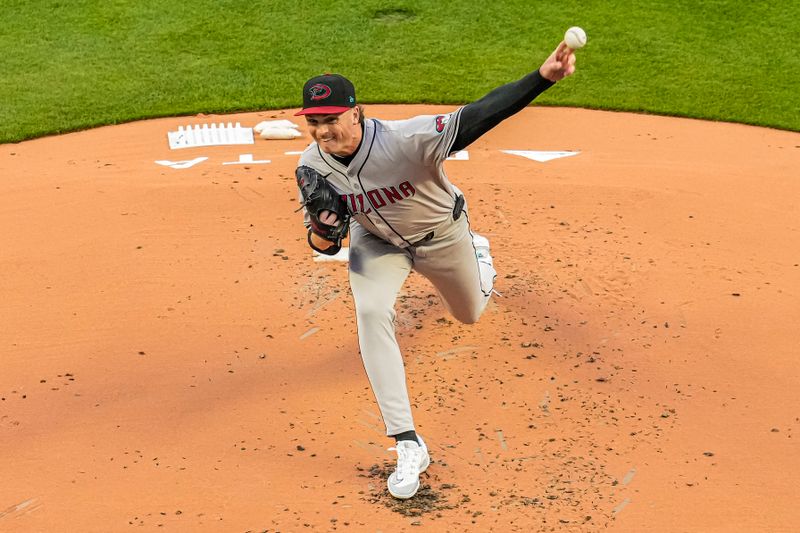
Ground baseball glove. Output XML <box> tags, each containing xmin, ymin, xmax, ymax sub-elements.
<box><xmin>296</xmin><ymin>165</ymin><xmax>350</xmax><ymax>255</ymax></box>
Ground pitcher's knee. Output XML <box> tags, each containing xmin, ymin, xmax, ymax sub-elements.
<box><xmin>356</xmin><ymin>301</ymin><xmax>396</xmax><ymax>326</ymax></box>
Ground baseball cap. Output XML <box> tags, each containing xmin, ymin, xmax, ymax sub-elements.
<box><xmin>295</xmin><ymin>73</ymin><xmax>356</xmax><ymax>116</ymax></box>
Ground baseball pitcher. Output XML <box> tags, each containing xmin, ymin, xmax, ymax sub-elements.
<box><xmin>295</xmin><ymin>40</ymin><xmax>577</xmax><ymax>499</ymax></box>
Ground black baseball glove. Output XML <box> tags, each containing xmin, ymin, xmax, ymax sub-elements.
<box><xmin>296</xmin><ymin>165</ymin><xmax>350</xmax><ymax>255</ymax></box>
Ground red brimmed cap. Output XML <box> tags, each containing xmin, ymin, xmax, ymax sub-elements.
<box><xmin>295</xmin><ymin>73</ymin><xmax>356</xmax><ymax>116</ymax></box>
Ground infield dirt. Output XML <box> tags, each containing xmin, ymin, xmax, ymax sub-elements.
<box><xmin>1</xmin><ymin>106</ymin><xmax>798</xmax><ymax>532</ymax></box>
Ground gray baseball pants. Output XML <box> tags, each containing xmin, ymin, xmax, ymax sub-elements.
<box><xmin>348</xmin><ymin>208</ymin><xmax>494</xmax><ymax>436</ymax></box>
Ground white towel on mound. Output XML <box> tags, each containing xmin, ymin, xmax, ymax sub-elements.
<box><xmin>254</xmin><ymin>120</ymin><xmax>299</xmax><ymax>133</ymax></box>
<box><xmin>260</xmin><ymin>127</ymin><xmax>302</xmax><ymax>139</ymax></box>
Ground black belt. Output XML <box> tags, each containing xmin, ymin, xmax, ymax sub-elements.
<box><xmin>409</xmin><ymin>194</ymin><xmax>465</xmax><ymax>247</ymax></box>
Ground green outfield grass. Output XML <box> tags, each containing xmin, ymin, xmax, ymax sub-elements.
<box><xmin>1</xmin><ymin>0</ymin><xmax>798</xmax><ymax>143</ymax></box>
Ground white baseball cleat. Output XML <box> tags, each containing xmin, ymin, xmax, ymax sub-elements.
<box><xmin>472</xmin><ymin>233</ymin><xmax>497</xmax><ymax>294</ymax></box>
<box><xmin>387</xmin><ymin>436</ymin><xmax>430</xmax><ymax>499</ymax></box>
<box><xmin>472</xmin><ymin>233</ymin><xmax>493</xmax><ymax>265</ymax></box>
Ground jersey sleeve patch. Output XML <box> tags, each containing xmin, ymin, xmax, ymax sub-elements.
<box><xmin>435</xmin><ymin>114</ymin><xmax>450</xmax><ymax>134</ymax></box>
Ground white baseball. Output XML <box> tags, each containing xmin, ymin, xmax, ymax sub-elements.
<box><xmin>564</xmin><ymin>26</ymin><xmax>587</xmax><ymax>49</ymax></box>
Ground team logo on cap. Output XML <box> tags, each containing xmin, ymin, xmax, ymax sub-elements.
<box><xmin>309</xmin><ymin>83</ymin><xmax>332</xmax><ymax>101</ymax></box>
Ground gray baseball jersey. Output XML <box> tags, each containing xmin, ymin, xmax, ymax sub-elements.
<box><xmin>297</xmin><ymin>108</ymin><xmax>495</xmax><ymax>437</ymax></box>
<box><xmin>298</xmin><ymin>109</ymin><xmax>464</xmax><ymax>245</ymax></box>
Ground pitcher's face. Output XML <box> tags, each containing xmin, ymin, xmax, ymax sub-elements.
<box><xmin>305</xmin><ymin>107</ymin><xmax>361</xmax><ymax>157</ymax></box>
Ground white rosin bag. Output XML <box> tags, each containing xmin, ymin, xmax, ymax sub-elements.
<box><xmin>254</xmin><ymin>120</ymin><xmax>302</xmax><ymax>139</ymax></box>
